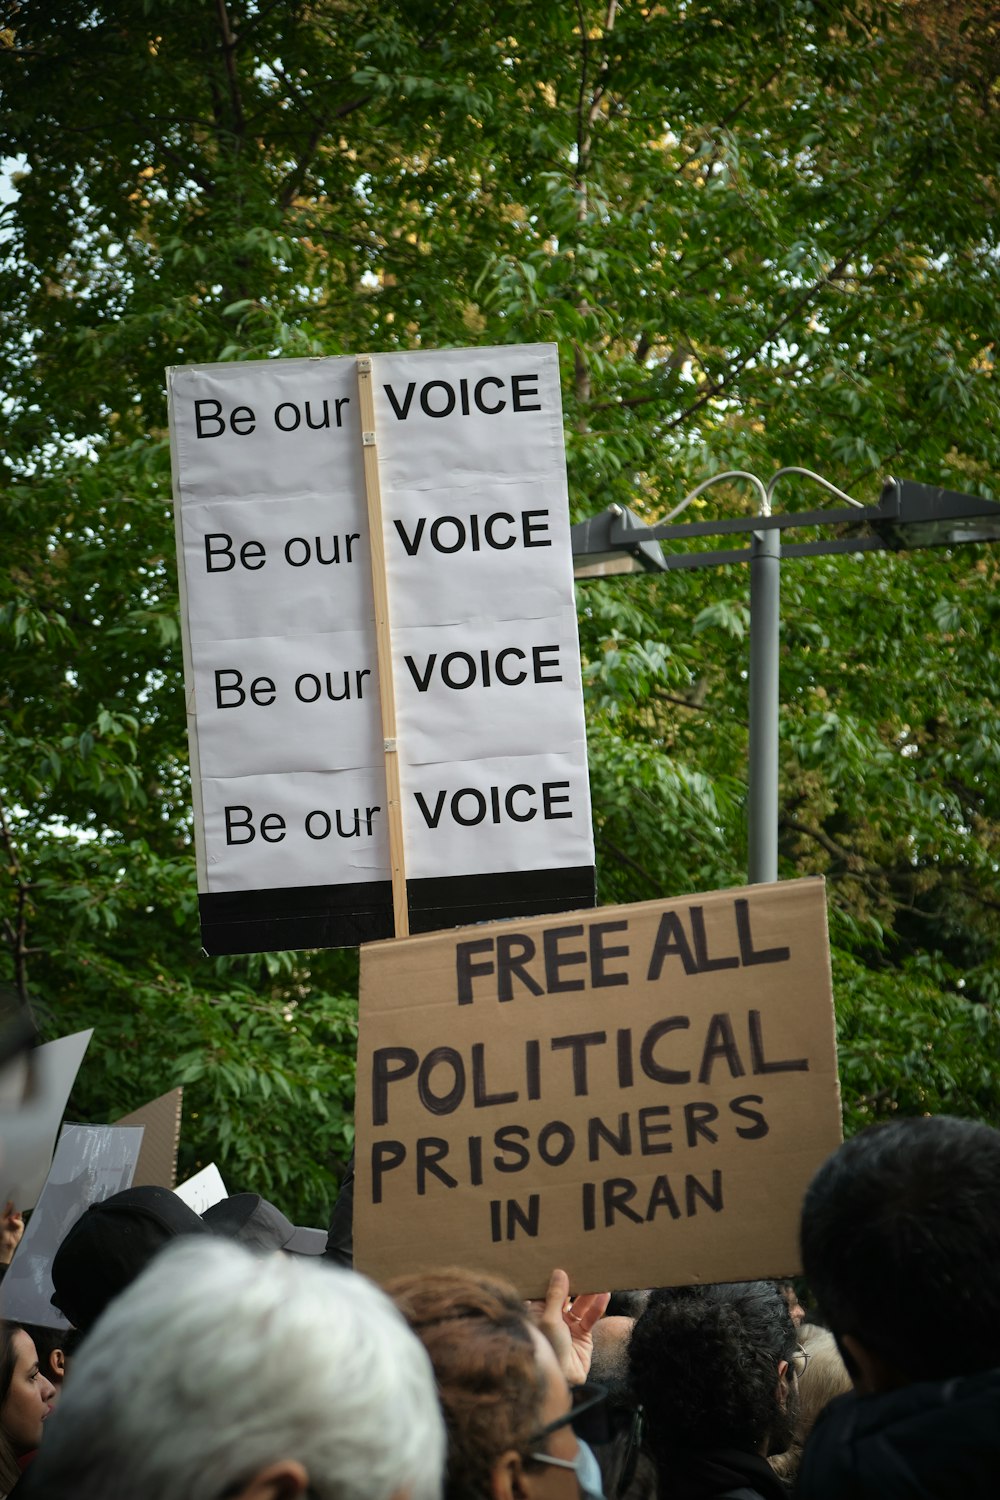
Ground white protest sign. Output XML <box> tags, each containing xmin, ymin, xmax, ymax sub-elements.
<box><xmin>168</xmin><ymin>345</ymin><xmax>595</xmax><ymax>955</ymax></box>
<box><xmin>174</xmin><ymin>1161</ymin><xmax>228</xmax><ymax>1214</ymax></box>
<box><xmin>0</xmin><ymin>1123</ymin><xmax>143</xmax><ymax>1330</ymax></box>
<box><xmin>0</xmin><ymin>1030</ymin><xmax>93</xmax><ymax>1210</ymax></box>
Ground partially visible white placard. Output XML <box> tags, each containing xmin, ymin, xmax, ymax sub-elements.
<box><xmin>174</xmin><ymin>1161</ymin><xmax>228</xmax><ymax>1214</ymax></box>
<box><xmin>0</xmin><ymin>1030</ymin><xmax>93</xmax><ymax>1209</ymax></box>
<box><xmin>0</xmin><ymin>1123</ymin><xmax>143</xmax><ymax>1330</ymax></box>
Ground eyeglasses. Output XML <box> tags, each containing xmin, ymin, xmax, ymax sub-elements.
<box><xmin>789</xmin><ymin>1344</ymin><xmax>811</xmax><ymax>1379</ymax></box>
<box><xmin>612</xmin><ymin>1406</ymin><xmax>644</xmax><ymax>1500</ymax></box>
<box><xmin>526</xmin><ymin>1382</ymin><xmax>608</xmax><ymax>1451</ymax></box>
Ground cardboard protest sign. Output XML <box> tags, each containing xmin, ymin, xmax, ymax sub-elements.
<box><xmin>116</xmin><ymin>1087</ymin><xmax>183</xmax><ymax>1189</ymax></box>
<box><xmin>0</xmin><ymin>1123</ymin><xmax>143</xmax><ymax>1331</ymax></box>
<box><xmin>354</xmin><ymin>878</ymin><xmax>841</xmax><ymax>1295</ymax></box>
<box><xmin>168</xmin><ymin>345</ymin><xmax>594</xmax><ymax>955</ymax></box>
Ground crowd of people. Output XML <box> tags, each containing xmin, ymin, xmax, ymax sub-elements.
<box><xmin>0</xmin><ymin>1114</ymin><xmax>997</xmax><ymax>1499</ymax></box>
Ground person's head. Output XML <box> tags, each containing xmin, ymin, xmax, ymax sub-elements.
<box><xmin>585</xmin><ymin>1313</ymin><xmax>638</xmax><ymax>1498</ymax></box>
<box><xmin>793</xmin><ymin>1325</ymin><xmax>852</xmax><ymax>1437</ymax></box>
<box><xmin>768</xmin><ymin>1324</ymin><xmax>852</xmax><ymax>1484</ymax></box>
<box><xmin>26</xmin><ymin>1238</ymin><xmax>445</xmax><ymax>1500</ymax></box>
<box><xmin>799</xmin><ymin>1116</ymin><xmax>1000</xmax><ymax>1390</ymax></box>
<box><xmin>774</xmin><ymin>1279</ymin><xmax>805</xmax><ymax>1326</ymax></box>
<box><xmin>628</xmin><ymin>1281</ymin><xmax>799</xmax><ymax>1460</ymax></box>
<box><xmin>0</xmin><ymin>1323</ymin><xmax>56</xmax><ymax>1490</ymax></box>
<box><xmin>604</xmin><ymin>1290</ymin><xmax>649</xmax><ymax>1320</ymax></box>
<box><xmin>18</xmin><ymin>1323</ymin><xmax>72</xmax><ymax>1394</ymax></box>
<box><xmin>50</xmin><ymin>1184</ymin><xmax>209</xmax><ymax>1333</ymax></box>
<box><xmin>589</xmin><ymin>1316</ymin><xmax>634</xmax><ymax>1399</ymax></box>
<box><xmin>388</xmin><ymin>1267</ymin><xmax>594</xmax><ymax>1500</ymax></box>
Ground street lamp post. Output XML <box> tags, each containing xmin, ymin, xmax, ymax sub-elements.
<box><xmin>748</xmin><ymin>523</ymin><xmax>780</xmax><ymax>884</ymax></box>
<box><xmin>571</xmin><ymin>475</ymin><xmax>1000</xmax><ymax>885</ymax></box>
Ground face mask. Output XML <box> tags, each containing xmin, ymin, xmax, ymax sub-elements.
<box><xmin>575</xmin><ymin>1438</ymin><xmax>606</xmax><ymax>1500</ymax></box>
<box><xmin>527</xmin><ymin>1437</ymin><xmax>606</xmax><ymax>1500</ymax></box>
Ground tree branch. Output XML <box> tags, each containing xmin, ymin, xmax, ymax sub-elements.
<box><xmin>214</xmin><ymin>0</ymin><xmax>246</xmax><ymax>136</ymax></box>
<box><xmin>596</xmin><ymin>832</ymin><xmax>662</xmax><ymax>894</ymax></box>
<box><xmin>716</xmin><ymin>63</ymin><xmax>784</xmax><ymax>131</ymax></box>
<box><xmin>650</xmin><ymin>686</ymin><xmax>715</xmax><ymax>714</ymax></box>
<box><xmin>779</xmin><ymin>814</ymin><xmax>879</xmax><ymax>873</ymax></box>
<box><xmin>0</xmin><ymin>796</ymin><xmax>32</xmax><ymax>1007</ymax></box>
<box><xmin>277</xmin><ymin>92</ymin><xmax>376</xmax><ymax>210</ymax></box>
<box><xmin>588</xmin><ymin>188</ymin><xmax>916</xmax><ymax>423</ymax></box>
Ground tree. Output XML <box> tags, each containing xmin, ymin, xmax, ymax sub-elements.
<box><xmin>2</xmin><ymin>0</ymin><xmax>998</xmax><ymax>1216</ymax></box>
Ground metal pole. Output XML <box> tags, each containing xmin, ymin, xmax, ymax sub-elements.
<box><xmin>748</xmin><ymin>526</ymin><xmax>780</xmax><ymax>883</ymax></box>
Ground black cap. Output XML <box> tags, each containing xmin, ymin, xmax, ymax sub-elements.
<box><xmin>51</xmin><ymin>1185</ymin><xmax>209</xmax><ymax>1331</ymax></box>
<box><xmin>201</xmin><ymin>1193</ymin><xmax>326</xmax><ymax>1256</ymax></box>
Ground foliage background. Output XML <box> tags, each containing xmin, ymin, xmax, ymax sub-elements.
<box><xmin>2</xmin><ymin>0</ymin><xmax>998</xmax><ymax>1222</ymax></box>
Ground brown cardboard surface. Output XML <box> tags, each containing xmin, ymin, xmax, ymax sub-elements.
<box><xmin>354</xmin><ymin>878</ymin><xmax>841</xmax><ymax>1296</ymax></box>
<box><xmin>115</xmin><ymin>1088</ymin><xmax>183</xmax><ymax>1189</ymax></box>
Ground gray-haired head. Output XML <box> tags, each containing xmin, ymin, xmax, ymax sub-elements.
<box><xmin>28</xmin><ymin>1236</ymin><xmax>445</xmax><ymax>1500</ymax></box>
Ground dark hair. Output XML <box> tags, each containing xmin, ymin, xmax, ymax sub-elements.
<box><xmin>387</xmin><ymin>1267</ymin><xmax>547</xmax><ymax>1500</ymax></box>
<box><xmin>0</xmin><ymin>1324</ymin><xmax>20</xmax><ymax>1402</ymax></box>
<box><xmin>605</xmin><ymin>1289</ymin><xmax>649</xmax><ymax>1319</ymax></box>
<box><xmin>628</xmin><ymin>1281</ymin><xmax>796</xmax><ymax>1457</ymax></box>
<box><xmin>800</xmin><ymin>1115</ymin><xmax>1000</xmax><ymax>1382</ymax></box>
<box><xmin>645</xmin><ymin>1283</ymin><xmax>708</xmax><ymax>1311</ymax></box>
<box><xmin>773</xmin><ymin>1279</ymin><xmax>805</xmax><ymax>1317</ymax></box>
<box><xmin>0</xmin><ymin>1323</ymin><xmax>29</xmax><ymax>1491</ymax></box>
<box><xmin>18</xmin><ymin>1324</ymin><xmax>71</xmax><ymax>1384</ymax></box>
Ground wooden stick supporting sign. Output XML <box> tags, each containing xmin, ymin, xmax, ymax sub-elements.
<box><xmin>356</xmin><ymin>355</ymin><xmax>408</xmax><ymax>938</ymax></box>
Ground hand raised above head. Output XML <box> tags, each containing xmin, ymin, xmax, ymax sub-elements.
<box><xmin>0</xmin><ymin>1199</ymin><xmax>25</xmax><ymax>1264</ymax></box>
<box><xmin>528</xmin><ymin>1266</ymin><xmax>611</xmax><ymax>1385</ymax></box>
